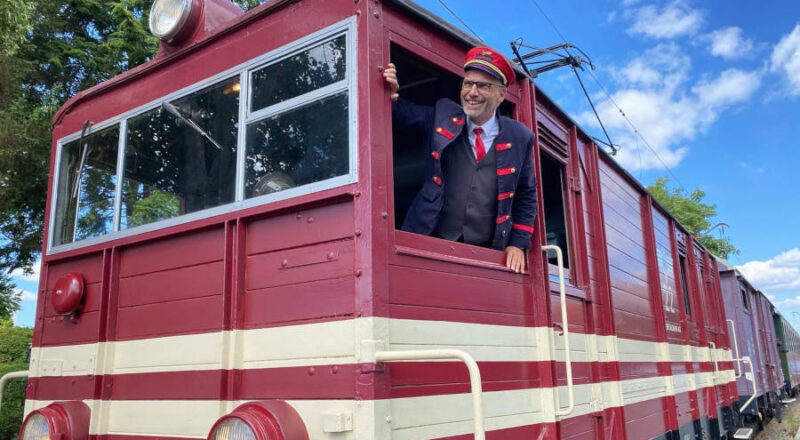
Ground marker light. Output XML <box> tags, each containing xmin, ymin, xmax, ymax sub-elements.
<box><xmin>149</xmin><ymin>0</ymin><xmax>194</xmax><ymax>41</ymax></box>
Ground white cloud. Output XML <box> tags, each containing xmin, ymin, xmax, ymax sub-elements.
<box><xmin>628</xmin><ymin>1</ymin><xmax>704</xmax><ymax>39</ymax></box>
<box><xmin>770</xmin><ymin>24</ymin><xmax>800</xmax><ymax>96</ymax></box>
<box><xmin>10</xmin><ymin>259</ymin><xmax>41</xmax><ymax>282</ymax></box>
<box><xmin>11</xmin><ymin>310</ymin><xmax>20</xmax><ymax>326</ymax></box>
<box><xmin>18</xmin><ymin>289</ymin><xmax>38</xmax><ymax>302</ymax></box>
<box><xmin>579</xmin><ymin>44</ymin><xmax>760</xmax><ymax>170</ymax></box>
<box><xmin>703</xmin><ymin>27</ymin><xmax>754</xmax><ymax>59</ymax></box>
<box><xmin>737</xmin><ymin>248</ymin><xmax>800</xmax><ymax>292</ymax></box>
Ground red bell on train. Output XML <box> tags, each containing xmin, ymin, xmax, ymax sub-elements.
<box><xmin>51</xmin><ymin>272</ymin><xmax>84</xmax><ymax>315</ymax></box>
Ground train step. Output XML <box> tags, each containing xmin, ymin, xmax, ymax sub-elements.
<box><xmin>782</xmin><ymin>398</ymin><xmax>797</xmax><ymax>404</ymax></box>
<box><xmin>733</xmin><ymin>428</ymin><xmax>754</xmax><ymax>439</ymax></box>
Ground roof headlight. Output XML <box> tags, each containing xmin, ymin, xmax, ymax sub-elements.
<box><xmin>149</xmin><ymin>0</ymin><xmax>194</xmax><ymax>41</ymax></box>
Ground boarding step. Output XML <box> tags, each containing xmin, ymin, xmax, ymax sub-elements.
<box><xmin>733</xmin><ymin>428</ymin><xmax>754</xmax><ymax>439</ymax></box>
<box><xmin>782</xmin><ymin>398</ymin><xmax>796</xmax><ymax>404</ymax></box>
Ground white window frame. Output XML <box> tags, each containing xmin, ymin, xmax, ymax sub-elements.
<box><xmin>48</xmin><ymin>17</ymin><xmax>358</xmax><ymax>254</ymax></box>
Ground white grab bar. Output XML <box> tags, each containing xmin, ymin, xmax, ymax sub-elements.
<box><xmin>726</xmin><ymin>319</ymin><xmax>742</xmax><ymax>378</ymax></box>
<box><xmin>739</xmin><ymin>356</ymin><xmax>757</xmax><ymax>413</ymax></box>
<box><xmin>375</xmin><ymin>349</ymin><xmax>485</xmax><ymax>440</ymax></box>
<box><xmin>0</xmin><ymin>370</ymin><xmax>28</xmax><ymax>413</ymax></box>
<box><xmin>542</xmin><ymin>245</ymin><xmax>574</xmax><ymax>417</ymax></box>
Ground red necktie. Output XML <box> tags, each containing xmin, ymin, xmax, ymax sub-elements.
<box><xmin>473</xmin><ymin>127</ymin><xmax>486</xmax><ymax>162</ymax></box>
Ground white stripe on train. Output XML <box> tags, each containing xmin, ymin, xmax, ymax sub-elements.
<box><xmin>29</xmin><ymin>318</ymin><xmax>735</xmax><ymax>377</ymax></box>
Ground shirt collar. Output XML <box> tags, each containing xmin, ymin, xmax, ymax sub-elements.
<box><xmin>467</xmin><ymin>113</ymin><xmax>499</xmax><ymax>137</ymax></box>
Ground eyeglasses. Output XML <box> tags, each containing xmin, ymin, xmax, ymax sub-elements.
<box><xmin>461</xmin><ymin>80</ymin><xmax>504</xmax><ymax>92</ymax></box>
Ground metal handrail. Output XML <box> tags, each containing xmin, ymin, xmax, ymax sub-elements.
<box><xmin>374</xmin><ymin>349</ymin><xmax>485</xmax><ymax>440</ymax></box>
<box><xmin>726</xmin><ymin>319</ymin><xmax>742</xmax><ymax>378</ymax></box>
<box><xmin>739</xmin><ymin>356</ymin><xmax>757</xmax><ymax>413</ymax></box>
<box><xmin>0</xmin><ymin>370</ymin><xmax>28</xmax><ymax>413</ymax></box>
<box><xmin>543</xmin><ymin>245</ymin><xmax>574</xmax><ymax>417</ymax></box>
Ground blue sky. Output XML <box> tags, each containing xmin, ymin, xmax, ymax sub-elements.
<box><xmin>10</xmin><ymin>0</ymin><xmax>800</xmax><ymax>328</ymax></box>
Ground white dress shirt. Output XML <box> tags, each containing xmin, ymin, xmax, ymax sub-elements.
<box><xmin>466</xmin><ymin>114</ymin><xmax>499</xmax><ymax>159</ymax></box>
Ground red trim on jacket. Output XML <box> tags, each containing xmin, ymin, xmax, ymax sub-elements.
<box><xmin>498</xmin><ymin>191</ymin><xmax>515</xmax><ymax>200</ymax></box>
<box><xmin>512</xmin><ymin>223</ymin><xmax>534</xmax><ymax>233</ymax></box>
<box><xmin>435</xmin><ymin>127</ymin><xmax>454</xmax><ymax>139</ymax></box>
<box><xmin>496</xmin><ymin>215</ymin><xmax>511</xmax><ymax>224</ymax></box>
<box><xmin>497</xmin><ymin>167</ymin><xmax>516</xmax><ymax>176</ymax></box>
<box><xmin>496</xmin><ymin>142</ymin><xmax>512</xmax><ymax>151</ymax></box>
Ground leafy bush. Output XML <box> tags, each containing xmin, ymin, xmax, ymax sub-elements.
<box><xmin>0</xmin><ymin>362</ymin><xmax>28</xmax><ymax>440</ymax></box>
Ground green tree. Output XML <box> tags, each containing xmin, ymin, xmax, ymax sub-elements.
<box><xmin>0</xmin><ymin>275</ymin><xmax>21</xmax><ymax>320</ymax></box>
<box><xmin>0</xmin><ymin>0</ymin><xmax>263</xmax><ymax>273</ymax></box>
<box><xmin>647</xmin><ymin>177</ymin><xmax>738</xmax><ymax>259</ymax></box>
<box><xmin>0</xmin><ymin>324</ymin><xmax>32</xmax><ymax>440</ymax></box>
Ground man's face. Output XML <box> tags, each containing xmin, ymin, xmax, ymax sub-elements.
<box><xmin>460</xmin><ymin>69</ymin><xmax>507</xmax><ymax>125</ymax></box>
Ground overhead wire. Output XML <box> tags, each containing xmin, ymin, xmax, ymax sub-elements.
<box><xmin>436</xmin><ymin>0</ymin><xmax>483</xmax><ymax>41</ymax></box>
<box><xmin>528</xmin><ymin>0</ymin><xmax>686</xmax><ymax>190</ymax></box>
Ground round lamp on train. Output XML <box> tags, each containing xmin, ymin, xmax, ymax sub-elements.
<box><xmin>207</xmin><ymin>401</ymin><xmax>308</xmax><ymax>440</ymax></box>
<box><xmin>149</xmin><ymin>0</ymin><xmax>199</xmax><ymax>42</ymax></box>
<box><xmin>19</xmin><ymin>401</ymin><xmax>90</xmax><ymax>440</ymax></box>
<box><xmin>51</xmin><ymin>272</ymin><xmax>84</xmax><ymax>315</ymax></box>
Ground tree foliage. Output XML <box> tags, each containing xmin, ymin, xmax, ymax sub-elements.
<box><xmin>0</xmin><ymin>0</ymin><xmax>263</xmax><ymax>281</ymax></box>
<box><xmin>647</xmin><ymin>177</ymin><xmax>738</xmax><ymax>259</ymax></box>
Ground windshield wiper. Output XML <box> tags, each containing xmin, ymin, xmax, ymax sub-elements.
<box><xmin>72</xmin><ymin>120</ymin><xmax>92</xmax><ymax>198</ymax></box>
<box><xmin>161</xmin><ymin>101</ymin><xmax>223</xmax><ymax>150</ymax></box>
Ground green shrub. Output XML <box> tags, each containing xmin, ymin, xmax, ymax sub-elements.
<box><xmin>0</xmin><ymin>362</ymin><xmax>28</xmax><ymax>440</ymax></box>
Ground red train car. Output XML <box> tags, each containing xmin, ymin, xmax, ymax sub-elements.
<box><xmin>15</xmin><ymin>0</ymin><xmax>742</xmax><ymax>439</ymax></box>
<box><xmin>719</xmin><ymin>260</ymin><xmax>785</xmax><ymax>425</ymax></box>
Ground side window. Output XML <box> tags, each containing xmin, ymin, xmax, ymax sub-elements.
<box><xmin>122</xmin><ymin>77</ymin><xmax>240</xmax><ymax>229</ymax></box>
<box><xmin>389</xmin><ymin>44</ymin><xmax>515</xmax><ymax>235</ymax></box>
<box><xmin>741</xmin><ymin>286</ymin><xmax>749</xmax><ymax>310</ymax></box>
<box><xmin>53</xmin><ymin>125</ymin><xmax>120</xmax><ymax>246</ymax></box>
<box><xmin>678</xmin><ymin>253</ymin><xmax>691</xmax><ymax>316</ymax></box>
<box><xmin>245</xmin><ymin>35</ymin><xmax>350</xmax><ymax>198</ymax></box>
<box><xmin>539</xmin><ymin>152</ymin><xmax>571</xmax><ymax>270</ymax></box>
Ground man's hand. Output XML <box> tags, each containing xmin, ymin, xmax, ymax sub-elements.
<box><xmin>383</xmin><ymin>63</ymin><xmax>399</xmax><ymax>101</ymax></box>
<box><xmin>505</xmin><ymin>246</ymin><xmax>526</xmax><ymax>273</ymax></box>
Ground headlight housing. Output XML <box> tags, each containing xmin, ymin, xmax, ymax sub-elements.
<box><xmin>207</xmin><ymin>401</ymin><xmax>308</xmax><ymax>440</ymax></box>
<box><xmin>149</xmin><ymin>0</ymin><xmax>195</xmax><ymax>41</ymax></box>
<box><xmin>19</xmin><ymin>401</ymin><xmax>90</xmax><ymax>440</ymax></box>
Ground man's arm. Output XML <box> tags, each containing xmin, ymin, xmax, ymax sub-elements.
<box><xmin>505</xmin><ymin>133</ymin><xmax>538</xmax><ymax>272</ymax></box>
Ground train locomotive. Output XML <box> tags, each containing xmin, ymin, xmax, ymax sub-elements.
<box><xmin>5</xmin><ymin>0</ymin><xmax>800</xmax><ymax>439</ymax></box>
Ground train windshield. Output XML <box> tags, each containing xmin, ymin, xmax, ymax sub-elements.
<box><xmin>51</xmin><ymin>27</ymin><xmax>355</xmax><ymax>250</ymax></box>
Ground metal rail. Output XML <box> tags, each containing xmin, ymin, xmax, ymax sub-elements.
<box><xmin>543</xmin><ymin>245</ymin><xmax>574</xmax><ymax>417</ymax></box>
<box><xmin>739</xmin><ymin>356</ymin><xmax>757</xmax><ymax>413</ymax></box>
<box><xmin>726</xmin><ymin>319</ymin><xmax>742</xmax><ymax>378</ymax></box>
<box><xmin>374</xmin><ymin>349</ymin><xmax>485</xmax><ymax>440</ymax></box>
<box><xmin>0</xmin><ymin>370</ymin><xmax>28</xmax><ymax>413</ymax></box>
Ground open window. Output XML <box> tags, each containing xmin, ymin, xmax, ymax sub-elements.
<box><xmin>539</xmin><ymin>152</ymin><xmax>571</xmax><ymax>271</ymax></box>
<box><xmin>678</xmin><ymin>252</ymin><xmax>691</xmax><ymax>317</ymax></box>
<box><xmin>390</xmin><ymin>44</ymin><xmax>515</xmax><ymax>232</ymax></box>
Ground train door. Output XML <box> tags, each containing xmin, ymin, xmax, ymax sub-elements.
<box><xmin>536</xmin><ymin>105</ymin><xmax>606</xmax><ymax>440</ymax></box>
<box><xmin>689</xmin><ymin>245</ymin><xmax>718</xmax><ymax>437</ymax></box>
<box><xmin>676</xmin><ymin>235</ymin><xmax>704</xmax><ymax>439</ymax></box>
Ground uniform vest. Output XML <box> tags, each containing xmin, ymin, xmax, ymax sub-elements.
<box><xmin>435</xmin><ymin>133</ymin><xmax>498</xmax><ymax>245</ymax></box>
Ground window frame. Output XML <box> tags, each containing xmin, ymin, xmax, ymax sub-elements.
<box><xmin>385</xmin><ymin>36</ymin><xmax>531</xmax><ymax>274</ymax></box>
<box><xmin>48</xmin><ymin>18</ymin><xmax>358</xmax><ymax>254</ymax></box>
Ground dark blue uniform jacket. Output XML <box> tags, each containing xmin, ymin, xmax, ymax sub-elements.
<box><xmin>394</xmin><ymin>98</ymin><xmax>538</xmax><ymax>250</ymax></box>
